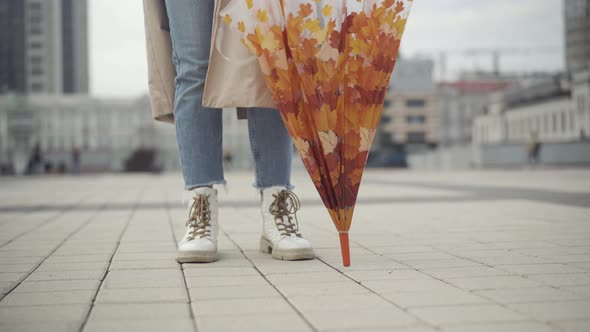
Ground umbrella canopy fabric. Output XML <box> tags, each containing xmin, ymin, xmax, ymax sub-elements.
<box><xmin>221</xmin><ymin>0</ymin><xmax>412</xmax><ymax>266</ymax></box>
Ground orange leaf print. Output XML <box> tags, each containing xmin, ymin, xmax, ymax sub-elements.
<box><xmin>322</xmin><ymin>5</ymin><xmax>333</xmax><ymax>17</ymax></box>
<box><xmin>319</xmin><ymin>130</ymin><xmax>338</xmax><ymax>155</ymax></box>
<box><xmin>223</xmin><ymin>15</ymin><xmax>232</xmax><ymax>26</ymax></box>
<box><xmin>382</xmin><ymin>0</ymin><xmax>396</xmax><ymax>8</ymax></box>
<box><xmin>245</xmin><ymin>0</ymin><xmax>253</xmax><ymax>10</ymax></box>
<box><xmin>237</xmin><ymin>21</ymin><xmax>245</xmax><ymax>33</ymax></box>
<box><xmin>299</xmin><ymin>3</ymin><xmax>313</xmax><ymax>17</ymax></box>
<box><xmin>256</xmin><ymin>9</ymin><xmax>269</xmax><ymax>23</ymax></box>
<box><xmin>359</xmin><ymin>127</ymin><xmax>376</xmax><ymax>152</ymax></box>
<box><xmin>395</xmin><ymin>1</ymin><xmax>405</xmax><ymax>13</ymax></box>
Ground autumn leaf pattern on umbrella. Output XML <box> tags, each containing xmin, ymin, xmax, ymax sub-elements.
<box><xmin>221</xmin><ymin>0</ymin><xmax>413</xmax><ymax>266</ymax></box>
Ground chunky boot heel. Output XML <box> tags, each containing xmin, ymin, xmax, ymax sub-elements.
<box><xmin>259</xmin><ymin>187</ymin><xmax>315</xmax><ymax>261</ymax></box>
<box><xmin>260</xmin><ymin>236</ymin><xmax>273</xmax><ymax>254</ymax></box>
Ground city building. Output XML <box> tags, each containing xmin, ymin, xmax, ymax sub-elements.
<box><xmin>564</xmin><ymin>0</ymin><xmax>590</xmax><ymax>74</ymax></box>
<box><xmin>0</xmin><ymin>94</ymin><xmax>177</xmax><ymax>174</ymax></box>
<box><xmin>0</xmin><ymin>0</ymin><xmax>88</xmax><ymax>94</ymax></box>
<box><xmin>573</xmin><ymin>70</ymin><xmax>590</xmax><ymax>138</ymax></box>
<box><xmin>378</xmin><ymin>57</ymin><xmax>437</xmax><ymax>151</ymax></box>
<box><xmin>473</xmin><ymin>75</ymin><xmax>584</xmax><ymax>144</ymax></box>
<box><xmin>437</xmin><ymin>77</ymin><xmax>513</xmax><ymax>146</ymax></box>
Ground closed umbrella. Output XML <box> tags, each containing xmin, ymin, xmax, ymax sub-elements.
<box><xmin>221</xmin><ymin>0</ymin><xmax>413</xmax><ymax>266</ymax></box>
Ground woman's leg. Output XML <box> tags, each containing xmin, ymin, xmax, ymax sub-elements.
<box><xmin>165</xmin><ymin>0</ymin><xmax>225</xmax><ymax>189</ymax></box>
<box><xmin>245</xmin><ymin>107</ymin><xmax>293</xmax><ymax>189</ymax></box>
<box><xmin>247</xmin><ymin>107</ymin><xmax>315</xmax><ymax>261</ymax></box>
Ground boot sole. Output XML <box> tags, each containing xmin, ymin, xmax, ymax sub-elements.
<box><xmin>176</xmin><ymin>250</ymin><xmax>217</xmax><ymax>263</ymax></box>
<box><xmin>259</xmin><ymin>236</ymin><xmax>315</xmax><ymax>261</ymax></box>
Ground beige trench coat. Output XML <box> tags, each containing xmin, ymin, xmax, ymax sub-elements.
<box><xmin>143</xmin><ymin>0</ymin><xmax>175</xmax><ymax>123</ymax></box>
<box><xmin>143</xmin><ymin>0</ymin><xmax>273</xmax><ymax>123</ymax></box>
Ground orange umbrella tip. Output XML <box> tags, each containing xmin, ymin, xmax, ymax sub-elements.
<box><xmin>339</xmin><ymin>232</ymin><xmax>351</xmax><ymax>267</ymax></box>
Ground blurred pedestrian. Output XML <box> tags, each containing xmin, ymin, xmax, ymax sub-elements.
<box><xmin>71</xmin><ymin>148</ymin><xmax>81</xmax><ymax>174</ymax></box>
<box><xmin>527</xmin><ymin>131</ymin><xmax>541</xmax><ymax>166</ymax></box>
<box><xmin>143</xmin><ymin>0</ymin><xmax>314</xmax><ymax>263</ymax></box>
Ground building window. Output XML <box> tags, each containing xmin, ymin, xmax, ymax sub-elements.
<box><xmin>30</xmin><ymin>42</ymin><xmax>42</xmax><ymax>49</ymax></box>
<box><xmin>552</xmin><ymin>113</ymin><xmax>558</xmax><ymax>133</ymax></box>
<box><xmin>29</xmin><ymin>15</ymin><xmax>42</xmax><ymax>24</ymax></box>
<box><xmin>407</xmin><ymin>131</ymin><xmax>426</xmax><ymax>143</ymax></box>
<box><xmin>383</xmin><ymin>100</ymin><xmax>392</xmax><ymax>108</ymax></box>
<box><xmin>381</xmin><ymin>115</ymin><xmax>392</xmax><ymax>124</ymax></box>
<box><xmin>30</xmin><ymin>83</ymin><xmax>43</xmax><ymax>92</ymax></box>
<box><xmin>578</xmin><ymin>95</ymin><xmax>586</xmax><ymax>114</ymax></box>
<box><xmin>406</xmin><ymin>115</ymin><xmax>426</xmax><ymax>124</ymax></box>
<box><xmin>31</xmin><ymin>67</ymin><xmax>43</xmax><ymax>76</ymax></box>
<box><xmin>406</xmin><ymin>99</ymin><xmax>426</xmax><ymax>108</ymax></box>
<box><xmin>561</xmin><ymin>111</ymin><xmax>567</xmax><ymax>133</ymax></box>
<box><xmin>29</xmin><ymin>3</ymin><xmax>42</xmax><ymax>11</ymax></box>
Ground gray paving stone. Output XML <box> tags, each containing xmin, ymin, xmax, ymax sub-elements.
<box><xmin>113</xmin><ymin>252</ymin><xmax>177</xmax><ymax>261</ymax></box>
<box><xmin>0</xmin><ymin>256</ymin><xmax>44</xmax><ymax>265</ymax></box>
<box><xmin>408</xmin><ymin>304</ymin><xmax>527</xmax><ymax>325</ymax></box>
<box><xmin>109</xmin><ymin>259</ymin><xmax>180</xmax><ymax>270</ymax></box>
<box><xmin>26</xmin><ymin>269</ymin><xmax>106</xmax><ymax>281</ymax></box>
<box><xmin>196</xmin><ymin>312</ymin><xmax>312</xmax><ymax>332</ymax></box>
<box><xmin>303</xmin><ymin>308</ymin><xmax>418</xmax><ymax>330</ymax></box>
<box><xmin>343</xmin><ymin>269</ymin><xmax>432</xmax><ymax>281</ymax></box>
<box><xmin>441</xmin><ymin>322</ymin><xmax>559</xmax><ymax>332</ymax></box>
<box><xmin>44</xmin><ymin>253</ymin><xmax>112</xmax><ymax>263</ymax></box>
<box><xmin>188</xmin><ymin>284</ymin><xmax>281</xmax><ymax>300</ymax></box>
<box><xmin>183</xmin><ymin>266</ymin><xmax>260</xmax><ymax>277</ymax></box>
<box><xmin>0</xmin><ymin>321</ymin><xmax>81</xmax><ymax>332</ymax></box>
<box><xmin>550</xmin><ymin>320</ymin><xmax>590</xmax><ymax>332</ymax></box>
<box><xmin>192</xmin><ymin>297</ymin><xmax>294</xmax><ymax>315</ymax></box>
<box><xmin>82</xmin><ymin>319</ymin><xmax>194</xmax><ymax>332</ymax></box>
<box><xmin>103</xmin><ymin>269</ymin><xmax>184</xmax><ymax>289</ymax></box>
<box><xmin>562</xmin><ymin>285</ymin><xmax>590</xmax><ymax>297</ymax></box>
<box><xmin>0</xmin><ymin>289</ymin><xmax>95</xmax><ymax>306</ymax></box>
<box><xmin>362</xmin><ymin>278</ymin><xmax>457</xmax><ymax>293</ymax></box>
<box><xmin>185</xmin><ymin>275</ymin><xmax>268</xmax><ymax>288</ymax></box>
<box><xmin>527</xmin><ymin>273</ymin><xmax>590</xmax><ymax>287</ymax></box>
<box><xmin>277</xmin><ymin>280</ymin><xmax>371</xmax><ymax>297</ymax></box>
<box><xmin>0</xmin><ymin>263</ymin><xmax>37</xmax><ymax>273</ymax></box>
<box><xmin>36</xmin><ymin>261</ymin><xmax>109</xmax><ymax>272</ymax></box>
<box><xmin>507</xmin><ymin>300</ymin><xmax>590</xmax><ymax>321</ymax></box>
<box><xmin>445</xmin><ymin>275</ymin><xmax>542</xmax><ymax>291</ymax></box>
<box><xmin>14</xmin><ymin>279</ymin><xmax>101</xmax><ymax>293</ymax></box>
<box><xmin>265</xmin><ymin>271</ymin><xmax>349</xmax><ymax>284</ymax></box>
<box><xmin>495</xmin><ymin>263</ymin><xmax>586</xmax><ymax>275</ymax></box>
<box><xmin>0</xmin><ymin>304</ymin><xmax>90</xmax><ymax>322</ymax></box>
<box><xmin>474</xmin><ymin>287</ymin><xmax>584</xmax><ymax>304</ymax></box>
<box><xmin>402</xmin><ymin>258</ymin><xmax>483</xmax><ymax>269</ymax></box>
<box><xmin>420</xmin><ymin>266</ymin><xmax>510</xmax><ymax>279</ymax></box>
<box><xmin>96</xmin><ymin>287</ymin><xmax>188</xmax><ymax>303</ymax></box>
<box><xmin>384</xmin><ymin>288</ymin><xmax>489</xmax><ymax>308</ymax></box>
<box><xmin>288</xmin><ymin>293</ymin><xmax>394</xmax><ymax>312</ymax></box>
<box><xmin>0</xmin><ymin>272</ymin><xmax>24</xmax><ymax>282</ymax></box>
<box><xmin>89</xmin><ymin>303</ymin><xmax>191</xmax><ymax>320</ymax></box>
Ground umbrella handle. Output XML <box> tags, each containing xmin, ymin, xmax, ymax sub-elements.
<box><xmin>339</xmin><ymin>232</ymin><xmax>350</xmax><ymax>267</ymax></box>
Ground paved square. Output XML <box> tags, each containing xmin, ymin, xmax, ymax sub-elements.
<box><xmin>1</xmin><ymin>169</ymin><xmax>589</xmax><ymax>331</ymax></box>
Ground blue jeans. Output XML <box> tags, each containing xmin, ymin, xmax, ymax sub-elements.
<box><xmin>164</xmin><ymin>0</ymin><xmax>293</xmax><ymax>190</ymax></box>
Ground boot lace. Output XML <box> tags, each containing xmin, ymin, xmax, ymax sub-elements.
<box><xmin>185</xmin><ymin>194</ymin><xmax>211</xmax><ymax>240</ymax></box>
<box><xmin>269</xmin><ymin>190</ymin><xmax>302</xmax><ymax>237</ymax></box>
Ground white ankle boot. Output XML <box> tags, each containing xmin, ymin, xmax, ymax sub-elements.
<box><xmin>176</xmin><ymin>187</ymin><xmax>218</xmax><ymax>263</ymax></box>
<box><xmin>260</xmin><ymin>187</ymin><xmax>314</xmax><ymax>261</ymax></box>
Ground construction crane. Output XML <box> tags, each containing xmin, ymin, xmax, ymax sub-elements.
<box><xmin>435</xmin><ymin>47</ymin><xmax>561</xmax><ymax>79</ymax></box>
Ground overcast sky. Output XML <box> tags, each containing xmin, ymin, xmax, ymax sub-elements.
<box><xmin>89</xmin><ymin>0</ymin><xmax>565</xmax><ymax>97</ymax></box>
